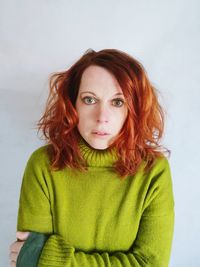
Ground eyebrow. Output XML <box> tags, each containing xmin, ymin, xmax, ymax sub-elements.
<box><xmin>80</xmin><ymin>91</ymin><xmax>124</xmax><ymax>97</ymax></box>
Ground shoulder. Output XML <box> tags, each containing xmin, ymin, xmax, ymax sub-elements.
<box><xmin>141</xmin><ymin>156</ymin><xmax>174</xmax><ymax>216</ymax></box>
<box><xmin>28</xmin><ymin>144</ymin><xmax>50</xmax><ymax>159</ymax></box>
<box><xmin>147</xmin><ymin>156</ymin><xmax>173</xmax><ymax>188</ymax></box>
<box><xmin>151</xmin><ymin>156</ymin><xmax>171</xmax><ymax>173</ymax></box>
<box><xmin>25</xmin><ymin>144</ymin><xmax>52</xmax><ymax>170</ymax></box>
<box><xmin>21</xmin><ymin>145</ymin><xmax>53</xmax><ymax>185</ymax></box>
<box><xmin>140</xmin><ymin>156</ymin><xmax>172</xmax><ymax>189</ymax></box>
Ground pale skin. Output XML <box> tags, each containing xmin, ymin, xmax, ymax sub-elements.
<box><xmin>9</xmin><ymin>65</ymin><xmax>128</xmax><ymax>265</ymax></box>
<box><xmin>75</xmin><ymin>65</ymin><xmax>128</xmax><ymax>150</ymax></box>
<box><xmin>9</xmin><ymin>231</ymin><xmax>30</xmax><ymax>266</ymax></box>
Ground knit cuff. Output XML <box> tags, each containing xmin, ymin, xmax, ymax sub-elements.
<box><xmin>38</xmin><ymin>234</ymin><xmax>75</xmax><ymax>267</ymax></box>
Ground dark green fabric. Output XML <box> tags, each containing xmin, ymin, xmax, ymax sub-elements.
<box><xmin>16</xmin><ymin>232</ymin><xmax>49</xmax><ymax>267</ymax></box>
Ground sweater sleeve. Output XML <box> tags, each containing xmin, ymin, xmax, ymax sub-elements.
<box><xmin>17</xmin><ymin>147</ymin><xmax>53</xmax><ymax>233</ymax></box>
<box><xmin>38</xmin><ymin>158</ymin><xmax>175</xmax><ymax>267</ymax></box>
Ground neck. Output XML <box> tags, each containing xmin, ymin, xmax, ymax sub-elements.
<box><xmin>78</xmin><ymin>137</ymin><xmax>118</xmax><ymax>167</ymax></box>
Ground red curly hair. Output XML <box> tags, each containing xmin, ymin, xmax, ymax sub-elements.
<box><xmin>37</xmin><ymin>48</ymin><xmax>170</xmax><ymax>179</ymax></box>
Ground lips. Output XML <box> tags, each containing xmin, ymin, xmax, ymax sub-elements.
<box><xmin>92</xmin><ymin>131</ymin><xmax>110</xmax><ymax>135</ymax></box>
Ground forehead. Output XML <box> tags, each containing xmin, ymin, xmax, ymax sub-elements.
<box><xmin>79</xmin><ymin>65</ymin><xmax>123</xmax><ymax>93</ymax></box>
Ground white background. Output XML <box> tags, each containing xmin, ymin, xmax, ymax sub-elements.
<box><xmin>1</xmin><ymin>0</ymin><xmax>199</xmax><ymax>266</ymax></box>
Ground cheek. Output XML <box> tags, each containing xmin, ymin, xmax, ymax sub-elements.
<box><xmin>76</xmin><ymin>107</ymin><xmax>92</xmax><ymax>130</ymax></box>
<box><xmin>78</xmin><ymin>108</ymin><xmax>90</xmax><ymax>121</ymax></box>
<box><xmin>116</xmin><ymin>113</ymin><xmax>127</xmax><ymax>133</ymax></box>
<box><xmin>115</xmin><ymin>109</ymin><xmax>127</xmax><ymax>125</ymax></box>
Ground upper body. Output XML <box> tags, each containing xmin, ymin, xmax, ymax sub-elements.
<box><xmin>10</xmin><ymin>48</ymin><xmax>175</xmax><ymax>267</ymax></box>
<box><xmin>17</xmin><ymin>137</ymin><xmax>174</xmax><ymax>266</ymax></box>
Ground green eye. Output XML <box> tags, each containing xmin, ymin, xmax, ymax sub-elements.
<box><xmin>112</xmin><ymin>99</ymin><xmax>124</xmax><ymax>107</ymax></box>
<box><xmin>82</xmin><ymin>96</ymin><xmax>97</xmax><ymax>105</ymax></box>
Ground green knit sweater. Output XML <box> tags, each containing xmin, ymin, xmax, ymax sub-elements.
<box><xmin>17</xmin><ymin>138</ymin><xmax>175</xmax><ymax>267</ymax></box>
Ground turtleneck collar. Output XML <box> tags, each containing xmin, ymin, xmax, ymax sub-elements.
<box><xmin>78</xmin><ymin>137</ymin><xmax>118</xmax><ymax>167</ymax></box>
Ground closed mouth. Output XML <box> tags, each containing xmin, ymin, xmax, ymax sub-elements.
<box><xmin>92</xmin><ymin>131</ymin><xmax>110</xmax><ymax>135</ymax></box>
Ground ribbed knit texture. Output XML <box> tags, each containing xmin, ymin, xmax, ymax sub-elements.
<box><xmin>17</xmin><ymin>138</ymin><xmax>175</xmax><ymax>267</ymax></box>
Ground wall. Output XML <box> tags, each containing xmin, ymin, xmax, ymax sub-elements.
<box><xmin>1</xmin><ymin>0</ymin><xmax>199</xmax><ymax>265</ymax></box>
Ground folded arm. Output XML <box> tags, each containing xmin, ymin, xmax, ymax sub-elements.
<box><xmin>17</xmin><ymin>151</ymin><xmax>175</xmax><ymax>267</ymax></box>
<box><xmin>38</xmin><ymin>207</ymin><xmax>174</xmax><ymax>267</ymax></box>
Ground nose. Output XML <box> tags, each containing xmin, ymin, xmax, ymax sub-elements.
<box><xmin>96</xmin><ymin>104</ymin><xmax>109</xmax><ymax>123</ymax></box>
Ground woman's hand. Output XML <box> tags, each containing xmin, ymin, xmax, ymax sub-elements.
<box><xmin>9</xmin><ymin>231</ymin><xmax>30</xmax><ymax>267</ymax></box>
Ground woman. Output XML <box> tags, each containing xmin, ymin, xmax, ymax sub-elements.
<box><xmin>9</xmin><ymin>48</ymin><xmax>175</xmax><ymax>267</ymax></box>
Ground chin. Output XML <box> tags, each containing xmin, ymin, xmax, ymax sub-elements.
<box><xmin>94</xmin><ymin>145</ymin><xmax>108</xmax><ymax>150</ymax></box>
<box><xmin>87</xmin><ymin>140</ymin><xmax>109</xmax><ymax>150</ymax></box>
<box><xmin>90</xmin><ymin>143</ymin><xmax>108</xmax><ymax>150</ymax></box>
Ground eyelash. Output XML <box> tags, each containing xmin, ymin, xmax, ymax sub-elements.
<box><xmin>81</xmin><ymin>96</ymin><xmax>125</xmax><ymax>107</ymax></box>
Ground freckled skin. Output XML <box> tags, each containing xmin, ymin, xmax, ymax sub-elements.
<box><xmin>75</xmin><ymin>65</ymin><xmax>128</xmax><ymax>150</ymax></box>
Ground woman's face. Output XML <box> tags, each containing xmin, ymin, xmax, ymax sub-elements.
<box><xmin>75</xmin><ymin>65</ymin><xmax>128</xmax><ymax>150</ymax></box>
